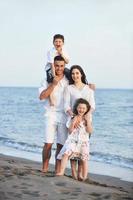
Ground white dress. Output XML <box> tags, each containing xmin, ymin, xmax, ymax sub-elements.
<box><xmin>57</xmin><ymin>120</ymin><xmax>89</xmax><ymax>161</ymax></box>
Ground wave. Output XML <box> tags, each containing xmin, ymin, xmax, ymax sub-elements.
<box><xmin>90</xmin><ymin>151</ymin><xmax>133</xmax><ymax>170</ymax></box>
<box><xmin>0</xmin><ymin>137</ymin><xmax>42</xmax><ymax>154</ymax></box>
<box><xmin>0</xmin><ymin>137</ymin><xmax>133</xmax><ymax>170</ymax></box>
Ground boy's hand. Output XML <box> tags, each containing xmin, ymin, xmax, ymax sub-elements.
<box><xmin>57</xmin><ymin>48</ymin><xmax>63</xmax><ymax>55</ymax></box>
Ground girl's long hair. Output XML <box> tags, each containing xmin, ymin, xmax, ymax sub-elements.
<box><xmin>73</xmin><ymin>98</ymin><xmax>91</xmax><ymax>115</ymax></box>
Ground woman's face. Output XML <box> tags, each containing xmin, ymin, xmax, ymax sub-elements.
<box><xmin>71</xmin><ymin>68</ymin><xmax>82</xmax><ymax>83</ymax></box>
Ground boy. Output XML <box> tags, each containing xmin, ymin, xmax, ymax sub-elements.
<box><xmin>45</xmin><ymin>34</ymin><xmax>70</xmax><ymax>83</ymax></box>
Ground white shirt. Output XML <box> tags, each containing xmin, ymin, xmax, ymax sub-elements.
<box><xmin>64</xmin><ymin>84</ymin><xmax>95</xmax><ymax>113</ymax></box>
<box><xmin>39</xmin><ymin>76</ymin><xmax>69</xmax><ymax>123</ymax></box>
<box><xmin>46</xmin><ymin>47</ymin><xmax>69</xmax><ymax>70</ymax></box>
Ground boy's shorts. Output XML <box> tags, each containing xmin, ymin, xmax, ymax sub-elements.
<box><xmin>43</xmin><ymin>118</ymin><xmax>68</xmax><ymax>145</ymax></box>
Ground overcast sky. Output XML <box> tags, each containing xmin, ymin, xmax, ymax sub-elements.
<box><xmin>0</xmin><ymin>0</ymin><xmax>133</xmax><ymax>88</ymax></box>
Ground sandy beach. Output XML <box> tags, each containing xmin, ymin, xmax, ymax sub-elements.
<box><xmin>0</xmin><ymin>154</ymin><xmax>132</xmax><ymax>200</ymax></box>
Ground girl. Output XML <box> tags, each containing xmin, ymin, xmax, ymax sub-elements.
<box><xmin>56</xmin><ymin>98</ymin><xmax>93</xmax><ymax>180</ymax></box>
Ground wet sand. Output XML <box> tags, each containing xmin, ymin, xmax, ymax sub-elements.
<box><xmin>0</xmin><ymin>154</ymin><xmax>132</xmax><ymax>200</ymax></box>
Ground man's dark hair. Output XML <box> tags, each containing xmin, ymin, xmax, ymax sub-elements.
<box><xmin>54</xmin><ymin>55</ymin><xmax>65</xmax><ymax>62</ymax></box>
<box><xmin>73</xmin><ymin>98</ymin><xmax>91</xmax><ymax>115</ymax></box>
<box><xmin>53</xmin><ymin>34</ymin><xmax>64</xmax><ymax>43</ymax></box>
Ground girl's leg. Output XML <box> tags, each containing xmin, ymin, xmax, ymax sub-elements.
<box><xmin>77</xmin><ymin>160</ymin><xmax>83</xmax><ymax>181</ymax></box>
<box><xmin>82</xmin><ymin>160</ymin><xmax>88</xmax><ymax>180</ymax></box>
<box><xmin>70</xmin><ymin>159</ymin><xmax>78</xmax><ymax>180</ymax></box>
<box><xmin>56</xmin><ymin>153</ymin><xmax>69</xmax><ymax>176</ymax></box>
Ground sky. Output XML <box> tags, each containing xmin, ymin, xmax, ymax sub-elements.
<box><xmin>0</xmin><ymin>0</ymin><xmax>133</xmax><ymax>89</ymax></box>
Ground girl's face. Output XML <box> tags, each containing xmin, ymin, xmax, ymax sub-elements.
<box><xmin>71</xmin><ymin>68</ymin><xmax>82</xmax><ymax>83</ymax></box>
<box><xmin>77</xmin><ymin>103</ymin><xmax>87</xmax><ymax>116</ymax></box>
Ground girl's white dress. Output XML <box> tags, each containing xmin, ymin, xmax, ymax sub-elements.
<box><xmin>57</xmin><ymin>120</ymin><xmax>89</xmax><ymax>161</ymax></box>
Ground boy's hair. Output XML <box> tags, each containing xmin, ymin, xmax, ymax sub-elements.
<box><xmin>54</xmin><ymin>55</ymin><xmax>65</xmax><ymax>62</ymax></box>
<box><xmin>53</xmin><ymin>34</ymin><xmax>64</xmax><ymax>43</ymax></box>
<box><xmin>73</xmin><ymin>98</ymin><xmax>91</xmax><ymax>115</ymax></box>
<box><xmin>69</xmin><ymin>65</ymin><xmax>88</xmax><ymax>84</ymax></box>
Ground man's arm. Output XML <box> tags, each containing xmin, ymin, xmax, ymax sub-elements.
<box><xmin>88</xmin><ymin>83</ymin><xmax>96</xmax><ymax>91</ymax></box>
<box><xmin>39</xmin><ymin>78</ymin><xmax>58</xmax><ymax>100</ymax></box>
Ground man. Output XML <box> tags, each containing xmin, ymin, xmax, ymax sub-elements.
<box><xmin>39</xmin><ymin>55</ymin><xmax>69</xmax><ymax>173</ymax></box>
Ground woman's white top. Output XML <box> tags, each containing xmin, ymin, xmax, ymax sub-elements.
<box><xmin>64</xmin><ymin>84</ymin><xmax>95</xmax><ymax>113</ymax></box>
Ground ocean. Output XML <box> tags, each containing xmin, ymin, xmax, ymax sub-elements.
<box><xmin>0</xmin><ymin>87</ymin><xmax>133</xmax><ymax>182</ymax></box>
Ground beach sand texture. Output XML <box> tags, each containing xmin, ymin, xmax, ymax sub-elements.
<box><xmin>0</xmin><ymin>154</ymin><xmax>132</xmax><ymax>200</ymax></box>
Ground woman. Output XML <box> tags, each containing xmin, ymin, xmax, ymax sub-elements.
<box><xmin>64</xmin><ymin>65</ymin><xmax>95</xmax><ymax>180</ymax></box>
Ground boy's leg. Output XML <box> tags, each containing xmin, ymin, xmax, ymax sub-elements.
<box><xmin>46</xmin><ymin>67</ymin><xmax>54</xmax><ymax>83</ymax></box>
<box><xmin>70</xmin><ymin>159</ymin><xmax>78</xmax><ymax>180</ymax></box>
<box><xmin>56</xmin><ymin>153</ymin><xmax>69</xmax><ymax>175</ymax></box>
<box><xmin>42</xmin><ymin>143</ymin><xmax>52</xmax><ymax>172</ymax></box>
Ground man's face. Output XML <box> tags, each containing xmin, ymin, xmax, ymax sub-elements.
<box><xmin>53</xmin><ymin>39</ymin><xmax>64</xmax><ymax>50</ymax></box>
<box><xmin>54</xmin><ymin>60</ymin><xmax>65</xmax><ymax>76</ymax></box>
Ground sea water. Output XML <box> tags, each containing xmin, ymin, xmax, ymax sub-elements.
<box><xmin>0</xmin><ymin>87</ymin><xmax>133</xmax><ymax>181</ymax></box>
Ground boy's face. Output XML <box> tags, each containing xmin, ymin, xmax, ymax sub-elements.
<box><xmin>53</xmin><ymin>38</ymin><xmax>64</xmax><ymax>50</ymax></box>
<box><xmin>54</xmin><ymin>60</ymin><xmax>65</xmax><ymax>76</ymax></box>
<box><xmin>77</xmin><ymin>103</ymin><xmax>87</xmax><ymax>116</ymax></box>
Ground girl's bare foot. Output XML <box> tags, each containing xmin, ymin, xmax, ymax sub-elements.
<box><xmin>56</xmin><ymin>172</ymin><xmax>64</xmax><ymax>176</ymax></box>
<box><xmin>78</xmin><ymin>176</ymin><xmax>83</xmax><ymax>181</ymax></box>
<box><xmin>72</xmin><ymin>174</ymin><xmax>78</xmax><ymax>180</ymax></box>
<box><xmin>41</xmin><ymin>168</ymin><xmax>48</xmax><ymax>173</ymax></box>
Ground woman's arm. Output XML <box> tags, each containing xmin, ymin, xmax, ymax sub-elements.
<box><xmin>84</xmin><ymin>115</ymin><xmax>93</xmax><ymax>134</ymax></box>
<box><xmin>68</xmin><ymin>116</ymin><xmax>82</xmax><ymax>133</ymax></box>
<box><xmin>85</xmin><ymin>119</ymin><xmax>93</xmax><ymax>134</ymax></box>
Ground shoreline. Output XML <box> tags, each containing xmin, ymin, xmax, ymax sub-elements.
<box><xmin>1</xmin><ymin>146</ymin><xmax>132</xmax><ymax>182</ymax></box>
<box><xmin>0</xmin><ymin>154</ymin><xmax>133</xmax><ymax>200</ymax></box>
